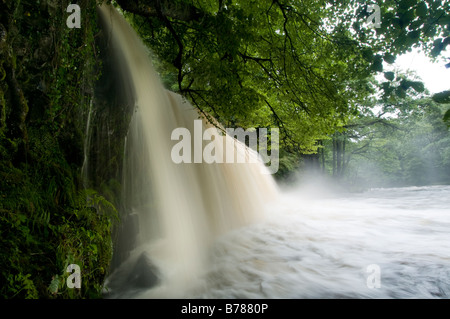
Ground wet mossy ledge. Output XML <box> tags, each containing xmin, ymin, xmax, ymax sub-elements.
<box><xmin>0</xmin><ymin>0</ymin><xmax>128</xmax><ymax>298</ymax></box>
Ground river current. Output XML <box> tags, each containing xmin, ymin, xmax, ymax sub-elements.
<box><xmin>181</xmin><ymin>184</ymin><xmax>450</xmax><ymax>299</ymax></box>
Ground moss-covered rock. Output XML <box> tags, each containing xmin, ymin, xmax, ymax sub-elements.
<box><xmin>0</xmin><ymin>0</ymin><xmax>124</xmax><ymax>298</ymax></box>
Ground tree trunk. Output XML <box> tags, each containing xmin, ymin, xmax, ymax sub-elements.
<box><xmin>319</xmin><ymin>140</ymin><xmax>325</xmax><ymax>172</ymax></box>
<box><xmin>336</xmin><ymin>135</ymin><xmax>342</xmax><ymax>177</ymax></box>
<box><xmin>332</xmin><ymin>136</ymin><xmax>337</xmax><ymax>177</ymax></box>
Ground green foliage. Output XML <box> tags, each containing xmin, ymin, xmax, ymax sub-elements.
<box><xmin>443</xmin><ymin>108</ymin><xmax>450</xmax><ymax>127</ymax></box>
<box><xmin>118</xmin><ymin>0</ymin><xmax>448</xmax><ymax>178</ymax></box>
<box><xmin>321</xmin><ymin>97</ymin><xmax>450</xmax><ymax>187</ymax></box>
<box><xmin>432</xmin><ymin>90</ymin><xmax>450</xmax><ymax>104</ymax></box>
<box><xmin>349</xmin><ymin>0</ymin><xmax>449</xmax><ymax>58</ymax></box>
<box><xmin>0</xmin><ymin>0</ymin><xmax>117</xmax><ymax>298</ymax></box>
<box><xmin>0</xmin><ymin>168</ymin><xmax>118</xmax><ymax>299</ymax></box>
<box><xmin>384</xmin><ymin>72</ymin><xmax>395</xmax><ymax>81</ymax></box>
<box><xmin>49</xmin><ymin>189</ymin><xmax>118</xmax><ymax>298</ymax></box>
<box><xmin>275</xmin><ymin>150</ymin><xmax>302</xmax><ymax>180</ymax></box>
<box><xmin>123</xmin><ymin>0</ymin><xmax>376</xmax><ymax>160</ymax></box>
<box><xmin>431</xmin><ymin>91</ymin><xmax>450</xmax><ymax>127</ymax></box>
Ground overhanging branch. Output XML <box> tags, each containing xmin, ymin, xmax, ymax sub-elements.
<box><xmin>116</xmin><ymin>0</ymin><xmax>205</xmax><ymax>22</ymax></box>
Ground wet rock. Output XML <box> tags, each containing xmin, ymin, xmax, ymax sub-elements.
<box><xmin>127</xmin><ymin>253</ymin><xmax>160</xmax><ymax>288</ymax></box>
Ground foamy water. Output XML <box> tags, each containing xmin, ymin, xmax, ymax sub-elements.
<box><xmin>183</xmin><ymin>184</ymin><xmax>450</xmax><ymax>299</ymax></box>
<box><xmin>107</xmin><ymin>184</ymin><xmax>450</xmax><ymax>299</ymax></box>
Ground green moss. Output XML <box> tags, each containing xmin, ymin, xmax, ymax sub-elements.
<box><xmin>0</xmin><ymin>88</ymin><xmax>5</xmax><ymax>131</ymax></box>
<box><xmin>0</xmin><ymin>0</ymin><xmax>121</xmax><ymax>299</ymax></box>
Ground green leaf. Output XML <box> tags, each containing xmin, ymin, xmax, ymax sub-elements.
<box><xmin>394</xmin><ymin>34</ymin><xmax>407</xmax><ymax>48</ymax></box>
<box><xmin>443</xmin><ymin>109</ymin><xmax>450</xmax><ymax>127</ymax></box>
<box><xmin>407</xmin><ymin>30</ymin><xmax>420</xmax><ymax>40</ymax></box>
<box><xmin>384</xmin><ymin>72</ymin><xmax>395</xmax><ymax>81</ymax></box>
<box><xmin>415</xmin><ymin>2</ymin><xmax>427</xmax><ymax>18</ymax></box>
<box><xmin>362</xmin><ymin>48</ymin><xmax>374</xmax><ymax>62</ymax></box>
<box><xmin>410</xmin><ymin>81</ymin><xmax>425</xmax><ymax>93</ymax></box>
<box><xmin>396</xmin><ymin>87</ymin><xmax>407</xmax><ymax>98</ymax></box>
<box><xmin>424</xmin><ymin>25</ymin><xmax>437</xmax><ymax>37</ymax></box>
<box><xmin>409</xmin><ymin>19</ymin><xmax>424</xmax><ymax>30</ymax></box>
<box><xmin>443</xmin><ymin>37</ymin><xmax>450</xmax><ymax>49</ymax></box>
<box><xmin>399</xmin><ymin>0</ymin><xmax>417</xmax><ymax>9</ymax></box>
<box><xmin>48</xmin><ymin>275</ymin><xmax>60</xmax><ymax>295</ymax></box>
<box><xmin>432</xmin><ymin>90</ymin><xmax>450</xmax><ymax>104</ymax></box>
<box><xmin>400</xmin><ymin>79</ymin><xmax>411</xmax><ymax>90</ymax></box>
<box><xmin>401</xmin><ymin>9</ymin><xmax>416</xmax><ymax>24</ymax></box>
<box><xmin>383</xmin><ymin>53</ymin><xmax>396</xmax><ymax>64</ymax></box>
<box><xmin>431</xmin><ymin>38</ymin><xmax>444</xmax><ymax>57</ymax></box>
<box><xmin>383</xmin><ymin>85</ymin><xmax>394</xmax><ymax>96</ymax></box>
<box><xmin>371</xmin><ymin>55</ymin><xmax>383</xmax><ymax>72</ymax></box>
<box><xmin>438</xmin><ymin>15</ymin><xmax>450</xmax><ymax>26</ymax></box>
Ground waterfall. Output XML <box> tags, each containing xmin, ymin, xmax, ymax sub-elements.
<box><xmin>81</xmin><ymin>99</ymin><xmax>94</xmax><ymax>189</ymax></box>
<box><xmin>97</xmin><ymin>5</ymin><xmax>279</xmax><ymax>298</ymax></box>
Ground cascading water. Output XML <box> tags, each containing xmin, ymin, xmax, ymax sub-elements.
<box><xmin>81</xmin><ymin>99</ymin><xmax>94</xmax><ymax>189</ymax></box>
<box><xmin>97</xmin><ymin>4</ymin><xmax>450</xmax><ymax>299</ymax></box>
<box><xmin>97</xmin><ymin>5</ymin><xmax>278</xmax><ymax>298</ymax></box>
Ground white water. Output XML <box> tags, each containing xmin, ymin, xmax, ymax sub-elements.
<box><xmin>186</xmin><ymin>184</ymin><xmax>450</xmax><ymax>299</ymax></box>
<box><xmin>98</xmin><ymin>5</ymin><xmax>450</xmax><ymax>299</ymax></box>
<box><xmin>109</xmin><ymin>182</ymin><xmax>450</xmax><ymax>299</ymax></box>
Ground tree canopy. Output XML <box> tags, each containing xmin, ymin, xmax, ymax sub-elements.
<box><xmin>113</xmin><ymin>0</ymin><xmax>449</xmax><ymax>175</ymax></box>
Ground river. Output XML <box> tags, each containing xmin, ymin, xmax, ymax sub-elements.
<box><xmin>177</xmin><ymin>184</ymin><xmax>450</xmax><ymax>298</ymax></box>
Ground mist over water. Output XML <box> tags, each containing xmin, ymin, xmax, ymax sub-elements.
<box><xmin>188</xmin><ymin>183</ymin><xmax>450</xmax><ymax>299</ymax></box>
<box><xmin>98</xmin><ymin>5</ymin><xmax>450</xmax><ymax>299</ymax></box>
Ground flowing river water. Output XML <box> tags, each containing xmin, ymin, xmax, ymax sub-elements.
<box><xmin>107</xmin><ymin>184</ymin><xmax>450</xmax><ymax>299</ymax></box>
<box><xmin>185</xmin><ymin>184</ymin><xmax>450</xmax><ymax>299</ymax></box>
<box><xmin>97</xmin><ymin>4</ymin><xmax>450</xmax><ymax>299</ymax></box>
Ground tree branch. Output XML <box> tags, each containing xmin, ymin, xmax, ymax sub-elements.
<box><xmin>116</xmin><ymin>0</ymin><xmax>205</xmax><ymax>22</ymax></box>
<box><xmin>344</xmin><ymin>118</ymin><xmax>400</xmax><ymax>130</ymax></box>
<box><xmin>138</xmin><ymin>0</ymin><xmax>185</xmax><ymax>92</ymax></box>
<box><xmin>265</xmin><ymin>99</ymin><xmax>301</xmax><ymax>152</ymax></box>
